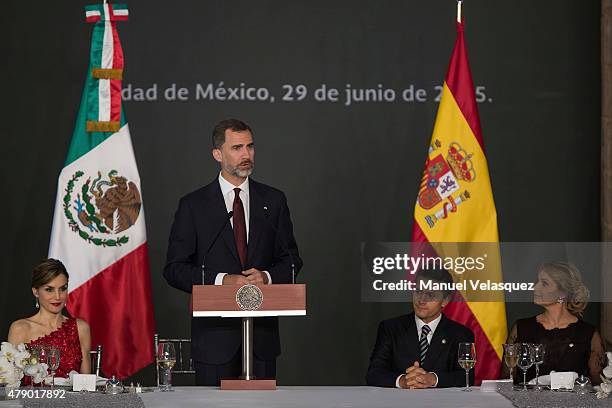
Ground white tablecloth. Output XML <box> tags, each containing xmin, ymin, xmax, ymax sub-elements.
<box><xmin>138</xmin><ymin>386</ymin><xmax>514</xmax><ymax>408</ymax></box>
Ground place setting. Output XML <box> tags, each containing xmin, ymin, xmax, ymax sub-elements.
<box><xmin>493</xmin><ymin>343</ymin><xmax>612</xmax><ymax>407</ymax></box>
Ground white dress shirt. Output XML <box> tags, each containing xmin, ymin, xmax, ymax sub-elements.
<box><xmin>218</xmin><ymin>172</ymin><xmax>250</xmax><ymax>236</ymax></box>
<box><xmin>415</xmin><ymin>313</ymin><xmax>442</xmax><ymax>345</ymax></box>
<box><xmin>395</xmin><ymin>313</ymin><xmax>441</xmax><ymax>388</ymax></box>
<box><xmin>214</xmin><ymin>173</ymin><xmax>271</xmax><ymax>285</ymax></box>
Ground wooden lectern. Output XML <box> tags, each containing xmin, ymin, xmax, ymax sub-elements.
<box><xmin>192</xmin><ymin>284</ymin><xmax>306</xmax><ymax>390</ymax></box>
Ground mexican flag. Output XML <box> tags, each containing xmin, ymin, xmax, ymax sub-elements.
<box><xmin>411</xmin><ymin>16</ymin><xmax>507</xmax><ymax>383</ymax></box>
<box><xmin>49</xmin><ymin>4</ymin><xmax>155</xmax><ymax>379</ymax></box>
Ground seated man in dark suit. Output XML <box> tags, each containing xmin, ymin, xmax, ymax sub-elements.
<box><xmin>366</xmin><ymin>268</ymin><xmax>474</xmax><ymax>388</ymax></box>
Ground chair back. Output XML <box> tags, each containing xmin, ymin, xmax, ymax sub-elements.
<box><xmin>89</xmin><ymin>345</ymin><xmax>103</xmax><ymax>377</ymax></box>
<box><xmin>154</xmin><ymin>334</ymin><xmax>195</xmax><ymax>386</ymax></box>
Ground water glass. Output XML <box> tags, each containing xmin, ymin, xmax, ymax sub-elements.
<box><xmin>46</xmin><ymin>348</ymin><xmax>60</xmax><ymax>389</ymax></box>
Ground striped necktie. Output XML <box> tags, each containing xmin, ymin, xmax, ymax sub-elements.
<box><xmin>419</xmin><ymin>325</ymin><xmax>431</xmax><ymax>363</ymax></box>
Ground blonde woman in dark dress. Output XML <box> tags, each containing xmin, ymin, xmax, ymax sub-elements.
<box><xmin>501</xmin><ymin>261</ymin><xmax>606</xmax><ymax>385</ymax></box>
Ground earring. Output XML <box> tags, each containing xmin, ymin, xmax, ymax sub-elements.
<box><xmin>557</xmin><ymin>297</ymin><xmax>565</xmax><ymax>304</ymax></box>
<box><xmin>35</xmin><ymin>297</ymin><xmax>39</xmax><ymax>309</ymax></box>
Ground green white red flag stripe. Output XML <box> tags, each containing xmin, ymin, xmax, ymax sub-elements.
<box><xmin>49</xmin><ymin>4</ymin><xmax>155</xmax><ymax>379</ymax></box>
<box><xmin>85</xmin><ymin>4</ymin><xmax>129</xmax><ymax>23</ymax></box>
<box><xmin>84</xmin><ymin>3</ymin><xmax>126</xmax><ymax>132</ymax></box>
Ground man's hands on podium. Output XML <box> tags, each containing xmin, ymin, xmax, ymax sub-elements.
<box><xmin>399</xmin><ymin>362</ymin><xmax>437</xmax><ymax>389</ymax></box>
<box><xmin>242</xmin><ymin>268</ymin><xmax>269</xmax><ymax>284</ymax></box>
<box><xmin>222</xmin><ymin>268</ymin><xmax>269</xmax><ymax>285</ymax></box>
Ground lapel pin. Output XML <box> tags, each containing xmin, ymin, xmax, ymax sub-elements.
<box><xmin>441</xmin><ymin>339</ymin><xmax>447</xmax><ymax>344</ymax></box>
<box><xmin>569</xmin><ymin>343</ymin><xmax>574</xmax><ymax>348</ymax></box>
<box><xmin>263</xmin><ymin>206</ymin><xmax>268</xmax><ymax>210</ymax></box>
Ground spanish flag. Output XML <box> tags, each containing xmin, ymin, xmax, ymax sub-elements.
<box><xmin>411</xmin><ymin>19</ymin><xmax>506</xmax><ymax>383</ymax></box>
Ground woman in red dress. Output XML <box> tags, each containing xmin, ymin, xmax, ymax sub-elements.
<box><xmin>7</xmin><ymin>258</ymin><xmax>91</xmax><ymax>377</ymax></box>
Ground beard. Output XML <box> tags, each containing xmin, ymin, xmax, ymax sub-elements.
<box><xmin>227</xmin><ymin>160</ymin><xmax>254</xmax><ymax>178</ymax></box>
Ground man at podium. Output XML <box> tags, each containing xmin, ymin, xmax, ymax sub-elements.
<box><xmin>164</xmin><ymin>118</ymin><xmax>303</xmax><ymax>386</ymax></box>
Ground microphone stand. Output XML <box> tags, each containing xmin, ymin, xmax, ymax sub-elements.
<box><xmin>201</xmin><ymin>211</ymin><xmax>233</xmax><ymax>284</ymax></box>
<box><xmin>263</xmin><ymin>206</ymin><xmax>297</xmax><ymax>284</ymax></box>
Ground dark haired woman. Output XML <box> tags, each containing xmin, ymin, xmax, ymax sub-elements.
<box><xmin>8</xmin><ymin>258</ymin><xmax>91</xmax><ymax>377</ymax></box>
<box><xmin>501</xmin><ymin>261</ymin><xmax>605</xmax><ymax>385</ymax></box>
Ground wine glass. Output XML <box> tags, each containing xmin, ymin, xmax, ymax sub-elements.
<box><xmin>574</xmin><ymin>374</ymin><xmax>591</xmax><ymax>394</ymax></box>
<box><xmin>156</xmin><ymin>342</ymin><xmax>176</xmax><ymax>392</ymax></box>
<box><xmin>458</xmin><ymin>342</ymin><xmax>476</xmax><ymax>392</ymax></box>
<box><xmin>46</xmin><ymin>348</ymin><xmax>61</xmax><ymax>389</ymax></box>
<box><xmin>503</xmin><ymin>343</ymin><xmax>518</xmax><ymax>381</ymax></box>
<box><xmin>516</xmin><ymin>343</ymin><xmax>534</xmax><ymax>392</ymax></box>
<box><xmin>531</xmin><ymin>344</ymin><xmax>545</xmax><ymax>391</ymax></box>
<box><xmin>25</xmin><ymin>345</ymin><xmax>41</xmax><ymax>387</ymax></box>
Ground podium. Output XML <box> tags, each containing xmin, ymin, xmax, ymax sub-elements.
<box><xmin>192</xmin><ymin>284</ymin><xmax>306</xmax><ymax>390</ymax></box>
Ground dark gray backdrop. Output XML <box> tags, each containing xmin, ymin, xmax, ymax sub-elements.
<box><xmin>1</xmin><ymin>0</ymin><xmax>601</xmax><ymax>385</ymax></box>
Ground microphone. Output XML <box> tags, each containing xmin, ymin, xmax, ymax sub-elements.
<box><xmin>263</xmin><ymin>206</ymin><xmax>297</xmax><ymax>284</ymax></box>
<box><xmin>201</xmin><ymin>210</ymin><xmax>233</xmax><ymax>284</ymax></box>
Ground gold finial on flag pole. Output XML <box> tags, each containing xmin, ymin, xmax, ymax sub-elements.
<box><xmin>457</xmin><ymin>0</ymin><xmax>463</xmax><ymax>23</ymax></box>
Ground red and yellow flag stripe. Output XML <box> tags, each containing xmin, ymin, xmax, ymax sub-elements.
<box><xmin>412</xmin><ymin>21</ymin><xmax>506</xmax><ymax>384</ymax></box>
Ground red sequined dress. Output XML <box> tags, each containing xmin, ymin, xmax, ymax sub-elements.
<box><xmin>28</xmin><ymin>318</ymin><xmax>82</xmax><ymax>378</ymax></box>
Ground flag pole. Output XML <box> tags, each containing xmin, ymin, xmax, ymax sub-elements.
<box><xmin>457</xmin><ymin>0</ymin><xmax>463</xmax><ymax>23</ymax></box>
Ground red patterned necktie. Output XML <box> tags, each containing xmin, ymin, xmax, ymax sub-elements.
<box><xmin>232</xmin><ymin>187</ymin><xmax>248</xmax><ymax>268</ymax></box>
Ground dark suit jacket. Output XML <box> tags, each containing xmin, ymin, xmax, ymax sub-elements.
<box><xmin>366</xmin><ymin>313</ymin><xmax>474</xmax><ymax>388</ymax></box>
<box><xmin>163</xmin><ymin>178</ymin><xmax>303</xmax><ymax>364</ymax></box>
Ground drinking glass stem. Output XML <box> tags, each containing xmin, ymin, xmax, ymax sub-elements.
<box><xmin>523</xmin><ymin>370</ymin><xmax>527</xmax><ymax>391</ymax></box>
<box><xmin>464</xmin><ymin>369</ymin><xmax>470</xmax><ymax>391</ymax></box>
<box><xmin>535</xmin><ymin>364</ymin><xmax>539</xmax><ymax>390</ymax></box>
